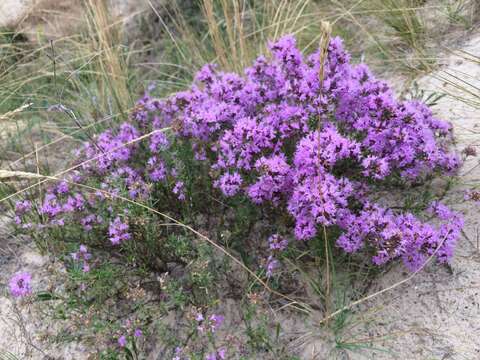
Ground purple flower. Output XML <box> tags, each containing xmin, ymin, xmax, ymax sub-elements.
<box><xmin>217</xmin><ymin>348</ymin><xmax>226</xmax><ymax>359</ymax></box>
<box><xmin>215</xmin><ymin>172</ymin><xmax>243</xmax><ymax>196</ymax></box>
<box><xmin>147</xmin><ymin>156</ymin><xmax>167</xmax><ymax>182</ymax></box>
<box><xmin>149</xmin><ymin>131</ymin><xmax>170</xmax><ymax>153</ymax></box>
<box><xmin>268</xmin><ymin>234</ymin><xmax>288</xmax><ymax>251</ymax></box>
<box><xmin>247</xmin><ymin>154</ymin><xmax>292</xmax><ymax>204</ymax></box>
<box><xmin>173</xmin><ymin>346</ymin><xmax>183</xmax><ymax>360</ymax></box>
<box><xmin>9</xmin><ymin>272</ymin><xmax>32</xmax><ymax>298</ymax></box>
<box><xmin>195</xmin><ymin>312</ymin><xmax>204</xmax><ymax>322</ymax></box>
<box><xmin>80</xmin><ymin>214</ymin><xmax>102</xmax><ymax>232</ymax></box>
<box><xmin>108</xmin><ymin>217</ymin><xmax>131</xmax><ymax>245</ymax></box>
<box><xmin>196</xmin><ymin>312</ymin><xmax>224</xmax><ymax>333</ymax></box>
<box><xmin>40</xmin><ymin>193</ymin><xmax>62</xmax><ymax>218</ymax></box>
<box><xmin>173</xmin><ymin>181</ymin><xmax>186</xmax><ymax>201</ymax></box>
<box><xmin>362</xmin><ymin>155</ymin><xmax>390</xmax><ymax>179</ymax></box>
<box><xmin>208</xmin><ymin>314</ymin><xmax>224</xmax><ymax>332</ymax></box>
<box><xmin>134</xmin><ymin>328</ymin><xmax>142</xmax><ymax>338</ymax></box>
<box><xmin>71</xmin><ymin>245</ymin><xmax>92</xmax><ymax>272</ymax></box>
<box><xmin>265</xmin><ymin>255</ymin><xmax>279</xmax><ymax>277</ymax></box>
<box><xmin>15</xmin><ymin>200</ymin><xmax>31</xmax><ymax>215</ymax></box>
<box><xmin>118</xmin><ymin>335</ymin><xmax>127</xmax><ymax>347</ymax></box>
<box><xmin>14</xmin><ymin>200</ymin><xmax>32</xmax><ymax>225</ymax></box>
<box><xmin>55</xmin><ymin>181</ymin><xmax>69</xmax><ymax>194</ymax></box>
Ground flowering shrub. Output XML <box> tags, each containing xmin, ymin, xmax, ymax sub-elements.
<box><xmin>15</xmin><ymin>35</ymin><xmax>463</xmax><ymax>275</ymax></box>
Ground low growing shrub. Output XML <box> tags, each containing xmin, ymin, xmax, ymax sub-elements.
<box><xmin>16</xmin><ymin>34</ymin><xmax>463</xmax><ymax>278</ymax></box>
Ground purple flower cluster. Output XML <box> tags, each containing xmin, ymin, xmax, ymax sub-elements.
<box><xmin>206</xmin><ymin>348</ymin><xmax>226</xmax><ymax>360</ymax></box>
<box><xmin>172</xmin><ymin>35</ymin><xmax>461</xmax><ymax>269</ymax></box>
<box><xmin>9</xmin><ymin>272</ymin><xmax>32</xmax><ymax>298</ymax></box>
<box><xmin>108</xmin><ymin>217</ymin><xmax>131</xmax><ymax>245</ymax></box>
<box><xmin>263</xmin><ymin>234</ymin><xmax>288</xmax><ymax>277</ymax></box>
<box><xmin>268</xmin><ymin>234</ymin><xmax>288</xmax><ymax>251</ymax></box>
<box><xmin>71</xmin><ymin>245</ymin><xmax>92</xmax><ymax>272</ymax></box>
<box><xmin>337</xmin><ymin>201</ymin><xmax>463</xmax><ymax>271</ymax></box>
<box><xmin>14</xmin><ymin>200</ymin><xmax>31</xmax><ymax>226</ymax></box>
<box><xmin>195</xmin><ymin>312</ymin><xmax>224</xmax><ymax>333</ymax></box>
<box><xmin>17</xmin><ymin>34</ymin><xmax>463</xmax><ymax>271</ymax></box>
<box><xmin>117</xmin><ymin>327</ymin><xmax>142</xmax><ymax>348</ymax></box>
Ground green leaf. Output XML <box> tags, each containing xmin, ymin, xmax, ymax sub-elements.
<box><xmin>35</xmin><ymin>291</ymin><xmax>62</xmax><ymax>301</ymax></box>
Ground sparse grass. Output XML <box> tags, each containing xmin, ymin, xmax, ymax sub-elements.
<box><xmin>372</xmin><ymin>0</ymin><xmax>426</xmax><ymax>50</ymax></box>
<box><xmin>0</xmin><ymin>1</ymin><xmax>140</xmax><ymax>171</ymax></box>
<box><xmin>141</xmin><ymin>0</ymin><xmax>333</xmax><ymax>91</ymax></box>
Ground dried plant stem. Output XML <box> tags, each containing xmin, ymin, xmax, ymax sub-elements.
<box><xmin>323</xmin><ymin>225</ymin><xmax>331</xmax><ymax>325</ymax></box>
<box><xmin>0</xmin><ymin>103</ymin><xmax>33</xmax><ymax>121</ymax></box>
<box><xmin>317</xmin><ymin>21</ymin><xmax>332</xmax><ymax>322</ymax></box>
<box><xmin>318</xmin><ymin>21</ymin><xmax>332</xmax><ymax>87</ymax></box>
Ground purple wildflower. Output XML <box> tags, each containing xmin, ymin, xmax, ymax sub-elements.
<box><xmin>55</xmin><ymin>181</ymin><xmax>69</xmax><ymax>194</ymax></box>
<box><xmin>215</xmin><ymin>172</ymin><xmax>243</xmax><ymax>196</ymax></box>
<box><xmin>9</xmin><ymin>272</ymin><xmax>32</xmax><ymax>298</ymax></box>
<box><xmin>265</xmin><ymin>255</ymin><xmax>279</xmax><ymax>277</ymax></box>
<box><xmin>173</xmin><ymin>181</ymin><xmax>186</xmax><ymax>201</ymax></box>
<box><xmin>40</xmin><ymin>193</ymin><xmax>62</xmax><ymax>218</ymax></box>
<box><xmin>208</xmin><ymin>314</ymin><xmax>224</xmax><ymax>332</ymax></box>
<box><xmin>118</xmin><ymin>335</ymin><xmax>127</xmax><ymax>347</ymax></box>
<box><xmin>15</xmin><ymin>200</ymin><xmax>31</xmax><ymax>215</ymax></box>
<box><xmin>14</xmin><ymin>200</ymin><xmax>32</xmax><ymax>225</ymax></box>
<box><xmin>268</xmin><ymin>234</ymin><xmax>288</xmax><ymax>251</ymax></box>
<box><xmin>108</xmin><ymin>217</ymin><xmax>131</xmax><ymax>245</ymax></box>
<box><xmin>149</xmin><ymin>131</ymin><xmax>170</xmax><ymax>153</ymax></box>
<box><xmin>147</xmin><ymin>156</ymin><xmax>167</xmax><ymax>182</ymax></box>
<box><xmin>196</xmin><ymin>312</ymin><xmax>224</xmax><ymax>333</ymax></box>
<box><xmin>195</xmin><ymin>312</ymin><xmax>204</xmax><ymax>322</ymax></box>
<box><xmin>71</xmin><ymin>245</ymin><xmax>92</xmax><ymax>272</ymax></box>
<box><xmin>217</xmin><ymin>348</ymin><xmax>226</xmax><ymax>359</ymax></box>
<box><xmin>173</xmin><ymin>347</ymin><xmax>184</xmax><ymax>360</ymax></box>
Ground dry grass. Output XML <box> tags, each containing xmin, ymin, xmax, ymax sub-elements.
<box><xmin>84</xmin><ymin>0</ymin><xmax>132</xmax><ymax>115</ymax></box>
<box><xmin>0</xmin><ymin>0</ymin><xmax>140</xmax><ymax>170</ymax></box>
<box><xmin>147</xmin><ymin>0</ymin><xmax>329</xmax><ymax>76</ymax></box>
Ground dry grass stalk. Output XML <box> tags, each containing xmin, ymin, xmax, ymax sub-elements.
<box><xmin>84</xmin><ymin>0</ymin><xmax>131</xmax><ymax>114</ymax></box>
<box><xmin>0</xmin><ymin>103</ymin><xmax>32</xmax><ymax>121</ymax></box>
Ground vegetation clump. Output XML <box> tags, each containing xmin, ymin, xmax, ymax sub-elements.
<box><xmin>11</xmin><ymin>34</ymin><xmax>464</xmax><ymax>358</ymax></box>
<box><xmin>15</xmin><ymin>34</ymin><xmax>463</xmax><ymax>271</ymax></box>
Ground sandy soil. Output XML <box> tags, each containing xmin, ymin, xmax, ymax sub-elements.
<box><xmin>0</xmin><ymin>216</ymin><xmax>89</xmax><ymax>359</ymax></box>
